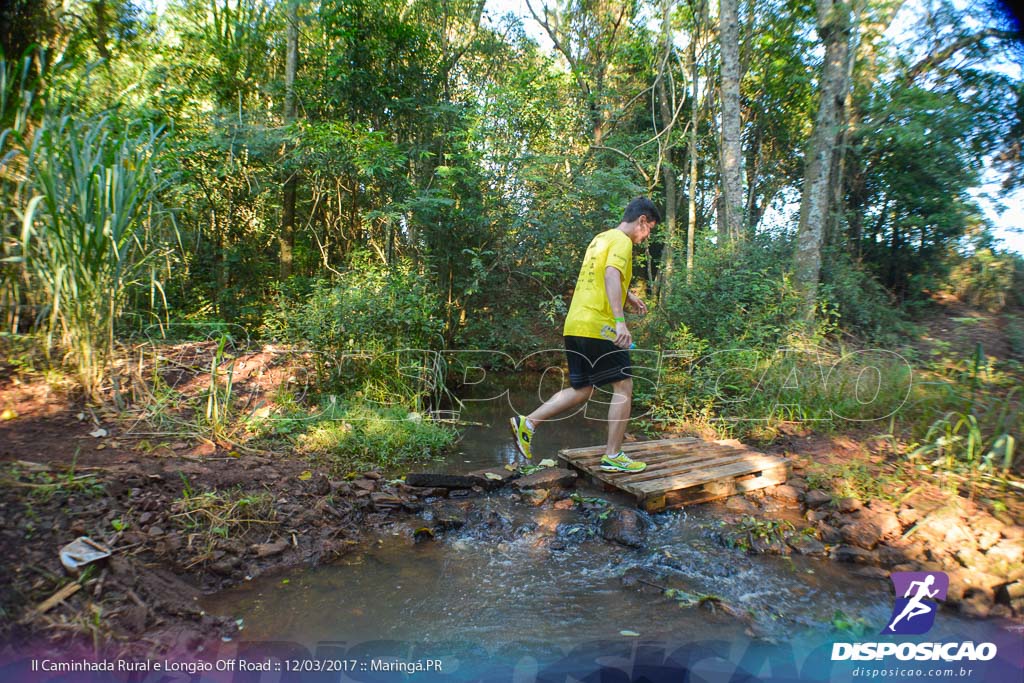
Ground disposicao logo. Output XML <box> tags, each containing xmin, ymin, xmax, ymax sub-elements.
<box><xmin>883</xmin><ymin>571</ymin><xmax>948</xmax><ymax>635</ymax></box>
<box><xmin>831</xmin><ymin>571</ymin><xmax>999</xmax><ymax>663</ymax></box>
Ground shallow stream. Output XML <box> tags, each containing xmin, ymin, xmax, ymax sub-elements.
<box><xmin>203</xmin><ymin>375</ymin><xmax>1013</xmax><ymax>660</ymax></box>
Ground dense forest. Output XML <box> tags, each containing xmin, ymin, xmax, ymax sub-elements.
<box><xmin>2</xmin><ymin>0</ymin><xmax>1024</xmax><ymax>658</ymax></box>
<box><xmin>0</xmin><ymin>0</ymin><xmax>1021</xmax><ymax>467</ymax></box>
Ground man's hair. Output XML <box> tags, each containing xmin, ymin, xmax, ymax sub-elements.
<box><xmin>623</xmin><ymin>197</ymin><xmax>662</xmax><ymax>224</ymax></box>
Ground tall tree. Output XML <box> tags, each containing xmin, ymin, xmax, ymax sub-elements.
<box><xmin>794</xmin><ymin>0</ymin><xmax>858</xmax><ymax>316</ymax></box>
<box><xmin>279</xmin><ymin>0</ymin><xmax>298</xmax><ymax>279</ymax></box>
<box><xmin>718</xmin><ymin>0</ymin><xmax>744</xmax><ymax>242</ymax></box>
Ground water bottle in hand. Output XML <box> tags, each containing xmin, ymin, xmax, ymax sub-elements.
<box><xmin>601</xmin><ymin>324</ymin><xmax>636</xmax><ymax>349</ymax></box>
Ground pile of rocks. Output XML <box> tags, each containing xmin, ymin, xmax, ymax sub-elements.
<box><xmin>749</xmin><ymin>476</ymin><xmax>1024</xmax><ymax>620</ymax></box>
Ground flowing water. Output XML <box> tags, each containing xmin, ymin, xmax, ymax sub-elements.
<box><xmin>203</xmin><ymin>375</ymin><xmax>1014</xmax><ymax>663</ymax></box>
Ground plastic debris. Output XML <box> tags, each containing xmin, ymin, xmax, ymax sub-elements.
<box><xmin>59</xmin><ymin>537</ymin><xmax>111</xmax><ymax>575</ymax></box>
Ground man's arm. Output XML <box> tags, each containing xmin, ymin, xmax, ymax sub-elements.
<box><xmin>604</xmin><ymin>266</ymin><xmax>631</xmax><ymax>348</ymax></box>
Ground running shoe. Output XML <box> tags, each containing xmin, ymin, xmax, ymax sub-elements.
<box><xmin>600</xmin><ymin>451</ymin><xmax>647</xmax><ymax>473</ymax></box>
<box><xmin>509</xmin><ymin>415</ymin><xmax>534</xmax><ymax>460</ymax></box>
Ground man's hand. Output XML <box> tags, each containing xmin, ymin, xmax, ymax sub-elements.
<box><xmin>626</xmin><ymin>292</ymin><xmax>648</xmax><ymax>315</ymax></box>
<box><xmin>614</xmin><ymin>321</ymin><xmax>632</xmax><ymax>349</ymax></box>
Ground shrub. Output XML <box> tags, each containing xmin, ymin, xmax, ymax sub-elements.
<box><xmin>262</xmin><ymin>252</ymin><xmax>445</xmax><ymax>406</ymax></box>
<box><xmin>947</xmin><ymin>248</ymin><xmax>1023</xmax><ymax>312</ymax></box>
<box><xmin>296</xmin><ymin>401</ymin><xmax>456</xmax><ymax>474</ymax></box>
<box><xmin>4</xmin><ymin>111</ymin><xmax>171</xmax><ymax>398</ymax></box>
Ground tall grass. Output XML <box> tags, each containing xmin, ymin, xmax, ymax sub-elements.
<box><xmin>4</xmin><ymin>110</ymin><xmax>170</xmax><ymax>398</ymax></box>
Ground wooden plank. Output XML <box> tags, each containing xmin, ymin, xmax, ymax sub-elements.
<box><xmin>565</xmin><ymin>441</ymin><xmax>748</xmax><ymax>467</ymax></box>
<box><xmin>558</xmin><ymin>437</ymin><xmax>700</xmax><ymax>458</ymax></box>
<box><xmin>660</xmin><ymin>468</ymin><xmax>788</xmax><ymax>509</ymax></box>
<box><xmin>614</xmin><ymin>453</ymin><xmax>784</xmax><ymax>490</ymax></box>
<box><xmin>631</xmin><ymin>458</ymin><xmax>788</xmax><ymax>495</ymax></box>
<box><xmin>581</xmin><ymin>448</ymin><xmax>770</xmax><ymax>485</ymax></box>
<box><xmin>557</xmin><ymin>436</ymin><xmax>789</xmax><ymax>510</ymax></box>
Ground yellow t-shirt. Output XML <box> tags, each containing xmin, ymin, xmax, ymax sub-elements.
<box><xmin>563</xmin><ymin>229</ymin><xmax>633</xmax><ymax>339</ymax></box>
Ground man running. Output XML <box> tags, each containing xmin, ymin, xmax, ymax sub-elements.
<box><xmin>510</xmin><ymin>197</ymin><xmax>660</xmax><ymax>473</ymax></box>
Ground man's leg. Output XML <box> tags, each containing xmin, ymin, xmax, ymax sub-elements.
<box><xmin>527</xmin><ymin>385</ymin><xmax>594</xmax><ymax>424</ymax></box>
<box><xmin>604</xmin><ymin>377</ymin><xmax>632</xmax><ymax>455</ymax></box>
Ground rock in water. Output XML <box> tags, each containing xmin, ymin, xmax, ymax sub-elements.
<box><xmin>513</xmin><ymin>468</ymin><xmax>578</xmax><ymax>491</ymax></box>
<box><xmin>406</xmin><ymin>473</ymin><xmax>479</xmax><ymax>490</ymax></box>
<box><xmin>601</xmin><ymin>508</ymin><xmax>649</xmax><ymax>548</ymax></box>
<box><xmin>431</xmin><ymin>503</ymin><xmax>467</xmax><ymax>531</ymax></box>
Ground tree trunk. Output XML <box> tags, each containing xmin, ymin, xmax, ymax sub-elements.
<box><xmin>656</xmin><ymin>0</ymin><xmax>678</xmax><ymax>301</ymax></box>
<box><xmin>687</xmin><ymin>40</ymin><xmax>701</xmax><ymax>285</ymax></box>
<box><xmin>279</xmin><ymin>0</ymin><xmax>299</xmax><ymax>280</ymax></box>
<box><xmin>718</xmin><ymin>0</ymin><xmax>744</xmax><ymax>243</ymax></box>
<box><xmin>794</xmin><ymin>0</ymin><xmax>857</xmax><ymax>317</ymax></box>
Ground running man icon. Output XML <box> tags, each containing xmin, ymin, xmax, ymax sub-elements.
<box><xmin>883</xmin><ymin>571</ymin><xmax>949</xmax><ymax>635</ymax></box>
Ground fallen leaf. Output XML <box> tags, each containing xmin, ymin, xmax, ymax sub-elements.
<box><xmin>0</xmin><ymin>409</ymin><xmax>17</xmax><ymax>421</ymax></box>
<box><xmin>620</xmin><ymin>630</ymin><xmax>640</xmax><ymax>637</ymax></box>
<box><xmin>538</xmin><ymin>458</ymin><xmax>556</xmax><ymax>468</ymax></box>
<box><xmin>228</xmin><ymin>450</ymin><xmax>241</xmax><ymax>458</ymax></box>
<box><xmin>484</xmin><ymin>472</ymin><xmax>503</xmax><ymax>481</ymax></box>
<box><xmin>504</xmin><ymin>464</ymin><xmax>516</xmax><ymax>471</ymax></box>
<box><xmin>89</xmin><ymin>428</ymin><xmax>108</xmax><ymax>438</ymax></box>
<box><xmin>297</xmin><ymin>470</ymin><xmax>312</xmax><ymax>481</ymax></box>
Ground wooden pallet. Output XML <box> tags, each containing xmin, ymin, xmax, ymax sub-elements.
<box><xmin>557</xmin><ymin>437</ymin><xmax>789</xmax><ymax>512</ymax></box>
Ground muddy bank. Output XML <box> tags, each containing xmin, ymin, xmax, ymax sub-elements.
<box><xmin>0</xmin><ymin>447</ymin><xmax>444</xmax><ymax>658</ymax></box>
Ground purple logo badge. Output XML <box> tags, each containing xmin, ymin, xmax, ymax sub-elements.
<box><xmin>883</xmin><ymin>571</ymin><xmax>948</xmax><ymax>635</ymax></box>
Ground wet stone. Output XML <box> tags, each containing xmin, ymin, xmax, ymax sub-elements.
<box><xmin>601</xmin><ymin>508</ymin><xmax>648</xmax><ymax>549</ymax></box>
<box><xmin>787</xmin><ymin>535</ymin><xmax>827</xmax><ymax>557</ymax></box>
<box><xmin>522</xmin><ymin>489</ymin><xmax>550</xmax><ymax>506</ymax></box>
<box><xmin>818</xmin><ymin>524</ymin><xmax>843</xmax><ymax>545</ymax></box>
<box><xmin>620</xmin><ymin>567</ymin><xmax>665</xmax><ymax>592</ymax></box>
<box><xmin>431</xmin><ymin>504</ymin><xmax>467</xmax><ymax>531</ymax></box>
<box><xmin>467</xmin><ymin>468</ymin><xmax>515</xmax><ymax>490</ymax></box>
<box><xmin>725</xmin><ymin>497</ymin><xmax>759</xmax><ymax>514</ymax></box>
<box><xmin>833</xmin><ymin>545</ymin><xmax>878</xmax><ymax>565</ymax></box>
<box><xmin>513</xmin><ymin>468</ymin><xmax>578</xmax><ymax>491</ymax></box>
<box><xmin>405</xmin><ymin>473</ymin><xmax>479</xmax><ymax>490</ymax></box>
<box><xmin>840</xmin><ymin>521</ymin><xmax>882</xmax><ymax>550</ymax></box>
<box><xmin>806</xmin><ymin>509</ymin><xmax>829</xmax><ymax>523</ymax></box>
<box><xmin>852</xmin><ymin>566</ymin><xmax>890</xmax><ymax>580</ymax></box>
<box><xmin>836</xmin><ymin>497</ymin><xmax>862</xmax><ymax>513</ymax></box>
<box><xmin>370</xmin><ymin>493</ymin><xmax>404</xmax><ymax>511</ymax></box>
<box><xmin>804</xmin><ymin>490</ymin><xmax>831</xmax><ymax>508</ymax></box>
<box><xmin>352</xmin><ymin>479</ymin><xmax>377</xmax><ymax>492</ymax></box>
<box><xmin>770</xmin><ymin>485</ymin><xmax>802</xmax><ymax>506</ymax></box>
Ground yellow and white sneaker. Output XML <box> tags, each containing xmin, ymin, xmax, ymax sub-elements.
<box><xmin>509</xmin><ymin>415</ymin><xmax>534</xmax><ymax>460</ymax></box>
<box><xmin>600</xmin><ymin>451</ymin><xmax>647</xmax><ymax>473</ymax></box>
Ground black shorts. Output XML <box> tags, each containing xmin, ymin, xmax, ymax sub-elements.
<box><xmin>564</xmin><ymin>335</ymin><xmax>631</xmax><ymax>389</ymax></box>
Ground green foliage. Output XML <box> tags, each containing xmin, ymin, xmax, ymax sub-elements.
<box><xmin>723</xmin><ymin>516</ymin><xmax>796</xmax><ymax>552</ymax></box>
<box><xmin>804</xmin><ymin>462</ymin><xmax>906</xmax><ymax>505</ymax></box>
<box><xmin>3</xmin><ymin>458</ymin><xmax>105</xmax><ymax>501</ymax></box>
<box><xmin>947</xmin><ymin>246</ymin><xmax>1024</xmax><ymax>313</ymax></box>
<box><xmin>295</xmin><ymin>401</ymin><xmax>457</xmax><ymax>475</ymax></box>
<box><xmin>830</xmin><ymin>610</ymin><xmax>871</xmax><ymax>637</ymax></box>
<box><xmin>653</xmin><ymin>237</ymin><xmax>826</xmax><ymax>350</ymax></box>
<box><xmin>200</xmin><ymin>334</ymin><xmax>235</xmax><ymax>438</ymax></box>
<box><xmin>4</xmin><ymin>108</ymin><xmax>171</xmax><ymax>396</ymax></box>
<box><xmin>263</xmin><ymin>253</ymin><xmax>445</xmax><ymax>405</ymax></box>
